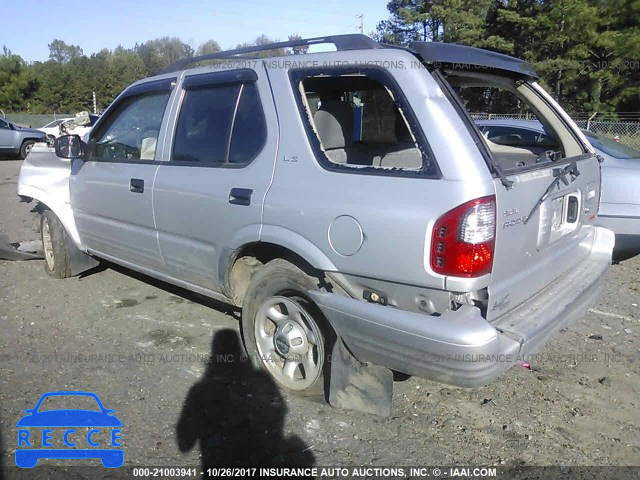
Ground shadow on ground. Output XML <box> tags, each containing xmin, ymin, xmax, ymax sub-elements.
<box><xmin>176</xmin><ymin>329</ymin><xmax>314</xmax><ymax>470</ymax></box>
<box><xmin>84</xmin><ymin>261</ymin><xmax>241</xmax><ymax>319</ymax></box>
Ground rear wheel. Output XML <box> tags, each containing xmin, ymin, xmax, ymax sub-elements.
<box><xmin>241</xmin><ymin>259</ymin><xmax>333</xmax><ymax>397</ymax></box>
<box><xmin>40</xmin><ymin>210</ymin><xmax>72</xmax><ymax>278</ymax></box>
<box><xmin>20</xmin><ymin>140</ymin><xmax>35</xmax><ymax>159</ymax></box>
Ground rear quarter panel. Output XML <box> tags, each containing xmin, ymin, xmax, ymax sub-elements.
<box><xmin>262</xmin><ymin>50</ymin><xmax>495</xmax><ymax>290</ymax></box>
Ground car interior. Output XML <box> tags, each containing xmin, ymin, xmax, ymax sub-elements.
<box><xmin>446</xmin><ymin>71</ymin><xmax>585</xmax><ymax>172</ymax></box>
<box><xmin>300</xmin><ymin>75</ymin><xmax>424</xmax><ymax>170</ymax></box>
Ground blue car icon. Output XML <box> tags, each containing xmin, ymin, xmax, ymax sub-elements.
<box><xmin>16</xmin><ymin>391</ymin><xmax>123</xmax><ymax>468</ymax></box>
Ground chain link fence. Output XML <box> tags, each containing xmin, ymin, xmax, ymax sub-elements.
<box><xmin>1</xmin><ymin>113</ymin><xmax>74</xmax><ymax>129</ymax></box>
<box><xmin>471</xmin><ymin>113</ymin><xmax>640</xmax><ymax>150</ymax></box>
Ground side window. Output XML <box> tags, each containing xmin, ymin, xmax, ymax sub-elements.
<box><xmin>90</xmin><ymin>91</ymin><xmax>171</xmax><ymax>161</ymax></box>
<box><xmin>173</xmin><ymin>84</ymin><xmax>239</xmax><ymax>165</ymax></box>
<box><xmin>0</xmin><ymin>119</ymin><xmax>9</xmax><ymax>129</ymax></box>
<box><xmin>292</xmin><ymin>69</ymin><xmax>436</xmax><ymax>175</ymax></box>
<box><xmin>228</xmin><ymin>83</ymin><xmax>267</xmax><ymax>164</ymax></box>
<box><xmin>172</xmin><ymin>80</ymin><xmax>267</xmax><ymax>166</ymax></box>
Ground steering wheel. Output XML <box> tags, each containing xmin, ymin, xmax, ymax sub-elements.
<box><xmin>104</xmin><ymin>142</ymin><xmax>140</xmax><ymax>159</ymax></box>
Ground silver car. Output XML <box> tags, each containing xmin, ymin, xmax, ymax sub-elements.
<box><xmin>477</xmin><ymin>119</ymin><xmax>640</xmax><ymax>261</ymax></box>
<box><xmin>0</xmin><ymin>117</ymin><xmax>46</xmax><ymax>159</ymax></box>
<box><xmin>18</xmin><ymin>35</ymin><xmax>614</xmax><ymax>406</ymax></box>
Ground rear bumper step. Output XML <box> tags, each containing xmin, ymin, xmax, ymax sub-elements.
<box><xmin>309</xmin><ymin>226</ymin><xmax>614</xmax><ymax>387</ymax></box>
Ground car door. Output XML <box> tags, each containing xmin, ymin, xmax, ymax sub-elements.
<box><xmin>0</xmin><ymin>118</ymin><xmax>16</xmax><ymax>152</ymax></box>
<box><xmin>153</xmin><ymin>68</ymin><xmax>278</xmax><ymax>292</ymax></box>
<box><xmin>70</xmin><ymin>77</ymin><xmax>176</xmax><ymax>273</ymax></box>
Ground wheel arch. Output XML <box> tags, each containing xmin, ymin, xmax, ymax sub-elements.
<box><xmin>17</xmin><ymin>184</ymin><xmax>82</xmax><ymax>248</ymax></box>
<box><xmin>221</xmin><ymin>227</ymin><xmax>339</xmax><ymax>306</ymax></box>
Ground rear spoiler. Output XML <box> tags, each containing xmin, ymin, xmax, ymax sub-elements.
<box><xmin>408</xmin><ymin>42</ymin><xmax>538</xmax><ymax>80</ymax></box>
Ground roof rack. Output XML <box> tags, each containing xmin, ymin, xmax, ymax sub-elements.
<box><xmin>160</xmin><ymin>34</ymin><xmax>381</xmax><ymax>74</ymax></box>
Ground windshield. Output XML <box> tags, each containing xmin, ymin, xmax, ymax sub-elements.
<box><xmin>582</xmin><ymin>130</ymin><xmax>640</xmax><ymax>159</ymax></box>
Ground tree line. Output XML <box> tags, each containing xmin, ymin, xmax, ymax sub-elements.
<box><xmin>1</xmin><ymin>1</ymin><xmax>638</xmax><ymax>116</ymax></box>
<box><xmin>374</xmin><ymin>0</ymin><xmax>640</xmax><ymax>115</ymax></box>
<box><xmin>0</xmin><ymin>35</ymin><xmax>304</xmax><ymax>115</ymax></box>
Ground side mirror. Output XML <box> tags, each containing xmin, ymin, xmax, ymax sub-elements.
<box><xmin>55</xmin><ymin>135</ymin><xmax>85</xmax><ymax>159</ymax></box>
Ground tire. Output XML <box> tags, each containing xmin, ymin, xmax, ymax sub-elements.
<box><xmin>20</xmin><ymin>140</ymin><xmax>35</xmax><ymax>159</ymax></box>
<box><xmin>241</xmin><ymin>259</ymin><xmax>334</xmax><ymax>397</ymax></box>
<box><xmin>40</xmin><ymin>210</ymin><xmax>72</xmax><ymax>278</ymax></box>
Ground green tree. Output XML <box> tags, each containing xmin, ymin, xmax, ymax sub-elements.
<box><xmin>48</xmin><ymin>39</ymin><xmax>84</xmax><ymax>63</ymax></box>
<box><xmin>0</xmin><ymin>53</ymin><xmax>38</xmax><ymax>111</ymax></box>
<box><xmin>135</xmin><ymin>37</ymin><xmax>194</xmax><ymax>75</ymax></box>
<box><xmin>196</xmin><ymin>40</ymin><xmax>222</xmax><ymax>56</ymax></box>
<box><xmin>235</xmin><ymin>35</ymin><xmax>285</xmax><ymax>57</ymax></box>
<box><xmin>376</xmin><ymin>0</ymin><xmax>457</xmax><ymax>44</ymax></box>
<box><xmin>287</xmin><ymin>34</ymin><xmax>309</xmax><ymax>55</ymax></box>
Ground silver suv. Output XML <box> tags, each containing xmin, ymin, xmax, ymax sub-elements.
<box><xmin>0</xmin><ymin>117</ymin><xmax>46</xmax><ymax>159</ymax></box>
<box><xmin>18</xmin><ymin>35</ymin><xmax>614</xmax><ymax>400</ymax></box>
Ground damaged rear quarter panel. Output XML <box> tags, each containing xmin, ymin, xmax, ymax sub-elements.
<box><xmin>17</xmin><ymin>147</ymin><xmax>82</xmax><ymax>247</ymax></box>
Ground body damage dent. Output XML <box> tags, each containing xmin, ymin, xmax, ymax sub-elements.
<box><xmin>17</xmin><ymin>151</ymin><xmax>83</xmax><ymax>248</ymax></box>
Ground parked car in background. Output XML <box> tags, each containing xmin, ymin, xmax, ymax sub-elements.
<box><xmin>0</xmin><ymin>117</ymin><xmax>46</xmax><ymax>159</ymax></box>
<box><xmin>39</xmin><ymin>118</ymin><xmax>73</xmax><ymax>142</ymax></box>
<box><xmin>42</xmin><ymin>113</ymin><xmax>100</xmax><ymax>145</ymax></box>
<box><xmin>476</xmin><ymin>119</ymin><xmax>640</xmax><ymax>261</ymax></box>
<box><xmin>18</xmin><ymin>35</ymin><xmax>613</xmax><ymax>403</ymax></box>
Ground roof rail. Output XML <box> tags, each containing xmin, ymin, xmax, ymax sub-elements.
<box><xmin>160</xmin><ymin>34</ymin><xmax>381</xmax><ymax>74</ymax></box>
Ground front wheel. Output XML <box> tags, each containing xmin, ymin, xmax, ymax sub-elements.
<box><xmin>241</xmin><ymin>259</ymin><xmax>333</xmax><ymax>396</ymax></box>
<box><xmin>40</xmin><ymin>210</ymin><xmax>72</xmax><ymax>278</ymax></box>
<box><xmin>20</xmin><ymin>140</ymin><xmax>35</xmax><ymax>159</ymax></box>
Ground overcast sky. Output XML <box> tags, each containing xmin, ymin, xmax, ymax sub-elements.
<box><xmin>3</xmin><ymin>0</ymin><xmax>390</xmax><ymax>62</ymax></box>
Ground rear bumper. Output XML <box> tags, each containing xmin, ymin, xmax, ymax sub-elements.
<box><xmin>309</xmin><ymin>226</ymin><xmax>614</xmax><ymax>387</ymax></box>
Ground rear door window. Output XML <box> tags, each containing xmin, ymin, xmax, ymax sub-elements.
<box><xmin>171</xmin><ymin>74</ymin><xmax>267</xmax><ymax>167</ymax></box>
<box><xmin>172</xmin><ymin>84</ymin><xmax>239</xmax><ymax>165</ymax></box>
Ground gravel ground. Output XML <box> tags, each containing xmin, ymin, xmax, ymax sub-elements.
<box><xmin>0</xmin><ymin>158</ymin><xmax>638</xmax><ymax>479</ymax></box>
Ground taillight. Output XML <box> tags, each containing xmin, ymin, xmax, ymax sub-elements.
<box><xmin>431</xmin><ymin>196</ymin><xmax>496</xmax><ymax>277</ymax></box>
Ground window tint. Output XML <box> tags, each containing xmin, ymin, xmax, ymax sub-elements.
<box><xmin>228</xmin><ymin>83</ymin><xmax>267</xmax><ymax>164</ymax></box>
<box><xmin>91</xmin><ymin>91</ymin><xmax>170</xmax><ymax>161</ymax></box>
<box><xmin>0</xmin><ymin>119</ymin><xmax>9</xmax><ymax>129</ymax></box>
<box><xmin>172</xmin><ymin>84</ymin><xmax>239</xmax><ymax>165</ymax></box>
<box><xmin>295</xmin><ymin>72</ymin><xmax>433</xmax><ymax>174</ymax></box>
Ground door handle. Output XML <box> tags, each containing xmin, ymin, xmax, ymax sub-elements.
<box><xmin>229</xmin><ymin>188</ymin><xmax>252</xmax><ymax>206</ymax></box>
<box><xmin>130</xmin><ymin>178</ymin><xmax>144</xmax><ymax>193</ymax></box>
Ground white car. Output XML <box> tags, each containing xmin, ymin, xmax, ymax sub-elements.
<box><xmin>39</xmin><ymin>118</ymin><xmax>73</xmax><ymax>141</ymax></box>
<box><xmin>41</xmin><ymin>113</ymin><xmax>100</xmax><ymax>144</ymax></box>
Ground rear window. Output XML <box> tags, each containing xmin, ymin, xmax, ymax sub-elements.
<box><xmin>290</xmin><ymin>67</ymin><xmax>438</xmax><ymax>177</ymax></box>
<box><xmin>445</xmin><ymin>71</ymin><xmax>587</xmax><ymax>173</ymax></box>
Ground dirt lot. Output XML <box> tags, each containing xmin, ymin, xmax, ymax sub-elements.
<box><xmin>0</xmin><ymin>158</ymin><xmax>639</xmax><ymax>479</ymax></box>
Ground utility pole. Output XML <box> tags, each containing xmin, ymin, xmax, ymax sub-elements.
<box><xmin>357</xmin><ymin>14</ymin><xmax>364</xmax><ymax>34</ymax></box>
